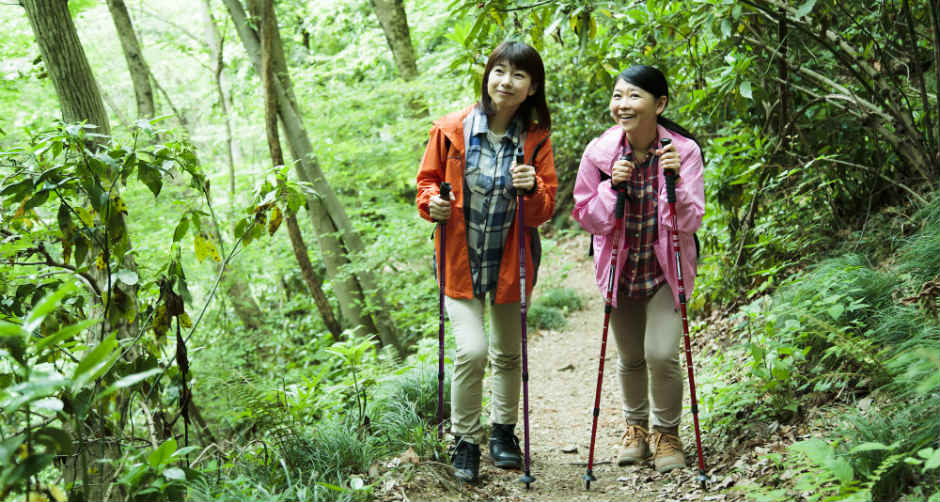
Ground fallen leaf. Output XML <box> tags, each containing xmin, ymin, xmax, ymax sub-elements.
<box><xmin>399</xmin><ymin>447</ymin><xmax>419</xmax><ymax>465</ymax></box>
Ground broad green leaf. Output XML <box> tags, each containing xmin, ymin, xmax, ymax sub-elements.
<box><xmin>24</xmin><ymin>189</ymin><xmax>50</xmax><ymax>211</ymax></box>
<box><xmin>739</xmin><ymin>81</ymin><xmax>753</xmax><ymax>99</ymax></box>
<box><xmin>24</xmin><ymin>282</ymin><xmax>77</xmax><ymax>334</ymax></box>
<box><xmin>921</xmin><ymin>448</ymin><xmax>940</xmax><ymax>470</ymax></box>
<box><xmin>96</xmin><ymin>368</ymin><xmax>162</xmax><ymax>401</ymax></box>
<box><xmin>116</xmin><ymin>269</ymin><xmax>139</xmax><ymax>286</ymax></box>
<box><xmin>829</xmin><ymin>457</ymin><xmax>854</xmax><ymax>484</ymax></box>
<box><xmin>148</xmin><ymin>438</ymin><xmax>177</xmax><ymax>469</ymax></box>
<box><xmin>32</xmin><ymin>397</ymin><xmax>64</xmax><ymax>411</ymax></box>
<box><xmin>0</xmin><ymin>178</ymin><xmax>33</xmax><ymax>198</ymax></box>
<box><xmin>173</xmin><ymin>215</ymin><xmax>190</xmax><ymax>243</ymax></box>
<box><xmin>138</xmin><ymin>162</ymin><xmax>162</xmax><ymax>197</ymax></box>
<box><xmin>36</xmin><ymin>319</ymin><xmax>97</xmax><ymax>354</ymax></box>
<box><xmin>162</xmin><ymin>467</ymin><xmax>186</xmax><ymax>481</ymax></box>
<box><xmin>849</xmin><ymin>442</ymin><xmax>889</xmax><ymax>454</ymax></box>
<box><xmin>0</xmin><ymin>435</ymin><xmax>25</xmax><ymax>462</ymax></box>
<box><xmin>795</xmin><ymin>0</ymin><xmax>818</xmax><ymax>19</ymax></box>
<box><xmin>827</xmin><ymin>304</ymin><xmax>844</xmax><ymax>321</ymax></box>
<box><xmin>72</xmin><ymin>333</ymin><xmax>119</xmax><ymax>391</ymax></box>
<box><xmin>3</xmin><ymin>376</ymin><xmax>68</xmax><ymax>414</ymax></box>
<box><xmin>0</xmin><ymin>322</ymin><xmax>26</xmax><ymax>365</ymax></box>
<box><xmin>33</xmin><ymin>427</ymin><xmax>73</xmax><ymax>455</ymax></box>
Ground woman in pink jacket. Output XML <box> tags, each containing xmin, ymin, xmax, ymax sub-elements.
<box><xmin>572</xmin><ymin>65</ymin><xmax>705</xmax><ymax>473</ymax></box>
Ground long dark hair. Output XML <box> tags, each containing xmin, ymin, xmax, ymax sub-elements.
<box><xmin>480</xmin><ymin>41</ymin><xmax>551</xmax><ymax>131</ymax></box>
<box><xmin>616</xmin><ymin>65</ymin><xmax>700</xmax><ymax>151</ymax></box>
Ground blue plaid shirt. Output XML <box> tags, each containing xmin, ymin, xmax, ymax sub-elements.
<box><xmin>462</xmin><ymin>108</ymin><xmax>524</xmax><ymax>297</ymax></box>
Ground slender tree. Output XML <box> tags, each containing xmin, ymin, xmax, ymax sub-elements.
<box><xmin>106</xmin><ymin>0</ymin><xmax>156</xmax><ymax>119</ymax></box>
<box><xmin>369</xmin><ymin>0</ymin><xmax>418</xmax><ymax>80</ymax></box>
<box><xmin>198</xmin><ymin>0</ymin><xmax>240</xmax><ymax>196</ymax></box>
<box><xmin>222</xmin><ymin>0</ymin><xmax>402</xmax><ymax>353</ymax></box>
<box><xmin>260</xmin><ymin>0</ymin><xmax>343</xmax><ymax>338</ymax></box>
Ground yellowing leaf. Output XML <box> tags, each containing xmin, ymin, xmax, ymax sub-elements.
<box><xmin>95</xmin><ymin>254</ymin><xmax>106</xmax><ymax>271</ymax></box>
<box><xmin>49</xmin><ymin>485</ymin><xmax>67</xmax><ymax>502</ymax></box>
<box><xmin>179</xmin><ymin>312</ymin><xmax>192</xmax><ymax>328</ymax></box>
<box><xmin>194</xmin><ymin>234</ymin><xmax>222</xmax><ymax>263</ymax></box>
<box><xmin>27</xmin><ymin>492</ymin><xmax>49</xmax><ymax>502</ymax></box>
<box><xmin>268</xmin><ymin>206</ymin><xmax>283</xmax><ymax>236</ymax></box>
<box><xmin>110</xmin><ymin>195</ymin><xmax>128</xmax><ymax>215</ymax></box>
<box><xmin>77</xmin><ymin>207</ymin><xmax>94</xmax><ymax>226</ymax></box>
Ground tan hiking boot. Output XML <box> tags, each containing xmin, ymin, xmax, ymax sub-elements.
<box><xmin>650</xmin><ymin>430</ymin><xmax>686</xmax><ymax>473</ymax></box>
<box><xmin>616</xmin><ymin>424</ymin><xmax>650</xmax><ymax>466</ymax></box>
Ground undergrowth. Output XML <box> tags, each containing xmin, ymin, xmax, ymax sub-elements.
<box><xmin>704</xmin><ymin>194</ymin><xmax>939</xmax><ymax>501</ymax></box>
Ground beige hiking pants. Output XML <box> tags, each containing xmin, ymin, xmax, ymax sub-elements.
<box><xmin>612</xmin><ymin>284</ymin><xmax>683</xmax><ymax>429</ymax></box>
<box><xmin>444</xmin><ymin>295</ymin><xmax>522</xmax><ymax>445</ymax></box>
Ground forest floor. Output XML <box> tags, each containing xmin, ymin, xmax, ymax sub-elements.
<box><xmin>375</xmin><ymin>233</ymin><xmax>808</xmax><ymax>502</ymax></box>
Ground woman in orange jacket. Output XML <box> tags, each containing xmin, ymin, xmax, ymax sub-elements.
<box><xmin>415</xmin><ymin>40</ymin><xmax>557</xmax><ymax>483</ymax></box>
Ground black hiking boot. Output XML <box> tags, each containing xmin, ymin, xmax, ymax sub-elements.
<box><xmin>489</xmin><ymin>423</ymin><xmax>522</xmax><ymax>469</ymax></box>
<box><xmin>450</xmin><ymin>437</ymin><xmax>480</xmax><ymax>483</ymax></box>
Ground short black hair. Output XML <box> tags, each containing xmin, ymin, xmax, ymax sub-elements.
<box><xmin>480</xmin><ymin>41</ymin><xmax>551</xmax><ymax>131</ymax></box>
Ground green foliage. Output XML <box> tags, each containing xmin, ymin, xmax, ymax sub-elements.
<box><xmin>527</xmin><ymin>287</ymin><xmax>583</xmax><ymax>330</ymax></box>
<box><xmin>708</xmin><ymin>199</ymin><xmax>940</xmax><ymax>501</ymax></box>
<box><xmin>113</xmin><ymin>438</ymin><xmax>201</xmax><ymax>502</ymax></box>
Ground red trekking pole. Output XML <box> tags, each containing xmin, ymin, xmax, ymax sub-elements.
<box><xmin>515</xmin><ymin>146</ymin><xmax>536</xmax><ymax>489</ymax></box>
<box><xmin>661</xmin><ymin>137</ymin><xmax>708</xmax><ymax>489</ymax></box>
<box><xmin>437</xmin><ymin>182</ymin><xmax>451</xmax><ymax>440</ymax></box>
<box><xmin>583</xmin><ymin>138</ymin><xmax>631</xmax><ymax>490</ymax></box>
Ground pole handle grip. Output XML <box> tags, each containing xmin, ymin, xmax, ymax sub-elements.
<box><xmin>439</xmin><ymin>182</ymin><xmax>451</xmax><ymax>201</ymax></box>
<box><xmin>660</xmin><ymin>138</ymin><xmax>678</xmax><ymax>203</ymax></box>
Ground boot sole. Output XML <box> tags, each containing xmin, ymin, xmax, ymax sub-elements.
<box><xmin>492</xmin><ymin>458</ymin><xmax>522</xmax><ymax>469</ymax></box>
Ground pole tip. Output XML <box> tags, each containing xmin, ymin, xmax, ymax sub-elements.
<box><xmin>696</xmin><ymin>472</ymin><xmax>709</xmax><ymax>489</ymax></box>
<box><xmin>582</xmin><ymin>471</ymin><xmax>596</xmax><ymax>490</ymax></box>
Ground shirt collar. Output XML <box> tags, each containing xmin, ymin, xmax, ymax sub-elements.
<box><xmin>469</xmin><ymin>106</ymin><xmax>522</xmax><ymax>145</ymax></box>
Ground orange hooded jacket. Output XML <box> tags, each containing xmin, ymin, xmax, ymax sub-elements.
<box><xmin>416</xmin><ymin>105</ymin><xmax>558</xmax><ymax>304</ymax></box>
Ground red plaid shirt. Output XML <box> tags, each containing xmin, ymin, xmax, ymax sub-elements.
<box><xmin>619</xmin><ymin>155</ymin><xmax>665</xmax><ymax>299</ymax></box>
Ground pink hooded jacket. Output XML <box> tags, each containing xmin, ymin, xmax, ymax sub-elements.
<box><xmin>572</xmin><ymin>124</ymin><xmax>705</xmax><ymax>309</ymax></box>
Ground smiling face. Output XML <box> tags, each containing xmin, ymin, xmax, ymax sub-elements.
<box><xmin>609</xmin><ymin>78</ymin><xmax>667</xmax><ymax>136</ymax></box>
<box><xmin>485</xmin><ymin>60</ymin><xmax>537</xmax><ymax>115</ymax></box>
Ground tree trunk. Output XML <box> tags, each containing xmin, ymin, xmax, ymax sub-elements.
<box><xmin>22</xmin><ymin>0</ymin><xmax>110</xmax><ymax>137</ymax></box>
<box><xmin>106</xmin><ymin>0</ymin><xmax>155</xmax><ymax>119</ymax></box>
<box><xmin>21</xmin><ymin>3</ymin><xmax>129</xmax><ymax>499</ymax></box>
<box><xmin>198</xmin><ymin>0</ymin><xmax>240</xmax><ymax>196</ymax></box>
<box><xmin>260</xmin><ymin>0</ymin><xmax>342</xmax><ymax>339</ymax></box>
<box><xmin>223</xmin><ymin>0</ymin><xmax>403</xmax><ymax>353</ymax></box>
<box><xmin>283</xmin><ymin>211</ymin><xmax>344</xmax><ymax>338</ymax></box>
<box><xmin>369</xmin><ymin>0</ymin><xmax>418</xmax><ymax>80</ymax></box>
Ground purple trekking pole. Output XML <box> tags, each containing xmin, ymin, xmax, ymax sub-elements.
<box><xmin>515</xmin><ymin>146</ymin><xmax>536</xmax><ymax>489</ymax></box>
<box><xmin>437</xmin><ymin>182</ymin><xmax>451</xmax><ymax>440</ymax></box>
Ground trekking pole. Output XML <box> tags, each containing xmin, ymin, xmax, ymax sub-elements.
<box><xmin>515</xmin><ymin>146</ymin><xmax>536</xmax><ymax>489</ymax></box>
<box><xmin>437</xmin><ymin>182</ymin><xmax>451</xmax><ymax>441</ymax></box>
<box><xmin>583</xmin><ymin>137</ymin><xmax>630</xmax><ymax>490</ymax></box>
<box><xmin>660</xmin><ymin>137</ymin><xmax>709</xmax><ymax>489</ymax></box>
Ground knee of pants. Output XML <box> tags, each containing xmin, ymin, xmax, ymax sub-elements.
<box><xmin>489</xmin><ymin>352</ymin><xmax>520</xmax><ymax>372</ymax></box>
<box><xmin>455</xmin><ymin>342</ymin><xmax>488</xmax><ymax>369</ymax></box>
<box><xmin>617</xmin><ymin>356</ymin><xmax>646</xmax><ymax>373</ymax></box>
<box><xmin>645</xmin><ymin>349</ymin><xmax>679</xmax><ymax>373</ymax></box>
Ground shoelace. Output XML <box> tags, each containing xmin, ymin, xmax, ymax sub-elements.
<box><xmin>653</xmin><ymin>433</ymin><xmax>681</xmax><ymax>454</ymax></box>
<box><xmin>451</xmin><ymin>441</ymin><xmax>476</xmax><ymax>467</ymax></box>
<box><xmin>621</xmin><ymin>425</ymin><xmax>646</xmax><ymax>446</ymax></box>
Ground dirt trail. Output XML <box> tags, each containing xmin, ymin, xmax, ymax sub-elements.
<box><xmin>388</xmin><ymin>233</ymin><xmax>740</xmax><ymax>502</ymax></box>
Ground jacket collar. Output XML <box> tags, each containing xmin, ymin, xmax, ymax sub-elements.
<box><xmin>433</xmin><ymin>103</ymin><xmax>548</xmax><ymax>154</ymax></box>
